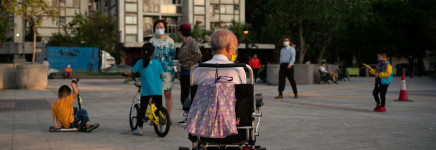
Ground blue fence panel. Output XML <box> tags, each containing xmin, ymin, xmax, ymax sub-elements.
<box><xmin>47</xmin><ymin>47</ymin><xmax>99</xmax><ymax>72</ymax></box>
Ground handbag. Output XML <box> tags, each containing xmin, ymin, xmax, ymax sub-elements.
<box><xmin>185</xmin><ymin>65</ymin><xmax>238</xmax><ymax>138</ymax></box>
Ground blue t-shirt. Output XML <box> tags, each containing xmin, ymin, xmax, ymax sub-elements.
<box><xmin>131</xmin><ymin>59</ymin><xmax>163</xmax><ymax>96</ymax></box>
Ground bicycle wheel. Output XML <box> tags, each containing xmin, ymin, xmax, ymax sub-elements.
<box><xmin>129</xmin><ymin>104</ymin><xmax>140</xmax><ymax>131</ymax></box>
<box><xmin>153</xmin><ymin>107</ymin><xmax>170</xmax><ymax>137</ymax></box>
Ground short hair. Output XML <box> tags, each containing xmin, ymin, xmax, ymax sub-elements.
<box><xmin>377</xmin><ymin>51</ymin><xmax>387</xmax><ymax>56</ymax></box>
<box><xmin>153</xmin><ymin>20</ymin><xmax>168</xmax><ymax>32</ymax></box>
<box><xmin>58</xmin><ymin>85</ymin><xmax>71</xmax><ymax>98</ymax></box>
<box><xmin>210</xmin><ymin>29</ymin><xmax>235</xmax><ymax>51</ymax></box>
<box><xmin>180</xmin><ymin>30</ymin><xmax>191</xmax><ymax>37</ymax></box>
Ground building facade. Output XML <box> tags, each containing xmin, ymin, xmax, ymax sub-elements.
<box><xmin>108</xmin><ymin>0</ymin><xmax>245</xmax><ymax>44</ymax></box>
<box><xmin>12</xmin><ymin>0</ymin><xmax>90</xmax><ymax>43</ymax></box>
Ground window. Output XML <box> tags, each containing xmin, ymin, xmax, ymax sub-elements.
<box><xmin>144</xmin><ymin>0</ymin><xmax>160</xmax><ymax>13</ymax></box>
<box><xmin>194</xmin><ymin>15</ymin><xmax>205</xmax><ymax>26</ymax></box>
<box><xmin>162</xmin><ymin>0</ymin><xmax>182</xmax><ymax>5</ymax></box>
<box><xmin>126</xmin><ymin>3</ymin><xmax>137</xmax><ymax>12</ymax></box>
<box><xmin>60</xmin><ymin>17</ymin><xmax>66</xmax><ymax>25</ymax></box>
<box><xmin>225</xmin><ymin>5</ymin><xmax>234</xmax><ymax>14</ymax></box>
<box><xmin>161</xmin><ymin>5</ymin><xmax>177</xmax><ymax>14</ymax></box>
<box><xmin>125</xmin><ymin>14</ymin><xmax>137</xmax><ymax>24</ymax></box>
<box><xmin>194</xmin><ymin>6</ymin><xmax>205</xmax><ymax>15</ymax></box>
<box><xmin>73</xmin><ymin>0</ymin><xmax>79</xmax><ymax>7</ymax></box>
<box><xmin>125</xmin><ymin>35</ymin><xmax>137</xmax><ymax>42</ymax></box>
<box><xmin>126</xmin><ymin>25</ymin><xmax>138</xmax><ymax>34</ymax></box>
<box><xmin>52</xmin><ymin>0</ymin><xmax>58</xmax><ymax>6</ymax></box>
<box><xmin>194</xmin><ymin>0</ymin><xmax>204</xmax><ymax>5</ymax></box>
<box><xmin>234</xmin><ymin>4</ymin><xmax>240</xmax><ymax>10</ymax></box>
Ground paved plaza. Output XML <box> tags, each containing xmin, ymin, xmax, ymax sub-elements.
<box><xmin>0</xmin><ymin>77</ymin><xmax>435</xmax><ymax>150</ymax></box>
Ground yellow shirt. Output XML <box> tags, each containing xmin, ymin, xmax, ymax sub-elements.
<box><xmin>369</xmin><ymin>64</ymin><xmax>392</xmax><ymax>78</ymax></box>
<box><xmin>51</xmin><ymin>95</ymin><xmax>74</xmax><ymax>128</ymax></box>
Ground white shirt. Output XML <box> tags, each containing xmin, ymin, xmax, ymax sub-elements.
<box><xmin>280</xmin><ymin>46</ymin><xmax>296</xmax><ymax>65</ymax></box>
<box><xmin>320</xmin><ymin>66</ymin><xmax>328</xmax><ymax>73</ymax></box>
<box><xmin>193</xmin><ymin>54</ymin><xmax>247</xmax><ymax>85</ymax></box>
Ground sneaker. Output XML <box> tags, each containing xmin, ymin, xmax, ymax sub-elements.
<box><xmin>275</xmin><ymin>95</ymin><xmax>283</xmax><ymax>99</ymax></box>
<box><xmin>178</xmin><ymin>118</ymin><xmax>187</xmax><ymax>124</ymax></box>
<box><xmin>373</xmin><ymin>105</ymin><xmax>381</xmax><ymax>111</ymax></box>
<box><xmin>85</xmin><ymin>123</ymin><xmax>99</xmax><ymax>132</ymax></box>
<box><xmin>377</xmin><ymin>107</ymin><xmax>386</xmax><ymax>112</ymax></box>
<box><xmin>294</xmin><ymin>95</ymin><xmax>298</xmax><ymax>98</ymax></box>
<box><xmin>132</xmin><ymin>127</ymin><xmax>143</xmax><ymax>136</ymax></box>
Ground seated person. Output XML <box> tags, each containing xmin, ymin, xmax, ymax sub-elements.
<box><xmin>193</xmin><ymin>29</ymin><xmax>246</xmax><ymax>85</ymax></box>
<box><xmin>320</xmin><ymin>62</ymin><xmax>338</xmax><ymax>84</ymax></box>
<box><xmin>51</xmin><ymin>78</ymin><xmax>98</xmax><ymax>131</ymax></box>
<box><xmin>64</xmin><ymin>64</ymin><xmax>72</xmax><ymax>79</ymax></box>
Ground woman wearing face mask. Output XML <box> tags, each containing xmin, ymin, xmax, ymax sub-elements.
<box><xmin>249</xmin><ymin>53</ymin><xmax>260</xmax><ymax>82</ymax></box>
<box><xmin>176</xmin><ymin>24</ymin><xmax>202</xmax><ymax>124</ymax></box>
<box><xmin>149</xmin><ymin>20</ymin><xmax>176</xmax><ymax>124</ymax></box>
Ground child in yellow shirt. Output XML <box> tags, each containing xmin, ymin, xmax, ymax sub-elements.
<box><xmin>51</xmin><ymin>78</ymin><xmax>98</xmax><ymax>131</ymax></box>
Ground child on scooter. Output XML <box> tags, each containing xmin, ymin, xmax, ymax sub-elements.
<box><xmin>51</xmin><ymin>78</ymin><xmax>99</xmax><ymax>131</ymax></box>
<box><xmin>124</xmin><ymin>43</ymin><xmax>164</xmax><ymax>136</ymax></box>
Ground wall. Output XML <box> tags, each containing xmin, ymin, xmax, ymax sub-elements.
<box><xmin>267</xmin><ymin>64</ymin><xmax>339</xmax><ymax>85</ymax></box>
<box><xmin>46</xmin><ymin>47</ymin><xmax>99</xmax><ymax>72</ymax></box>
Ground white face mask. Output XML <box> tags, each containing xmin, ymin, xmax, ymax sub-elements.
<box><xmin>156</xmin><ymin>28</ymin><xmax>165</xmax><ymax>36</ymax></box>
<box><xmin>283</xmin><ymin>41</ymin><xmax>289</xmax><ymax>47</ymax></box>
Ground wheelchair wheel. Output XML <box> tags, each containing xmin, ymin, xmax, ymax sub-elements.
<box><xmin>129</xmin><ymin>104</ymin><xmax>140</xmax><ymax>131</ymax></box>
<box><xmin>153</xmin><ymin>107</ymin><xmax>170</xmax><ymax>137</ymax></box>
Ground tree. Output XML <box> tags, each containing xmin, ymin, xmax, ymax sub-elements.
<box><xmin>46</xmin><ymin>12</ymin><xmax>117</xmax><ymax>68</ymax></box>
<box><xmin>6</xmin><ymin>0</ymin><xmax>58</xmax><ymax>64</ymax></box>
<box><xmin>0</xmin><ymin>17</ymin><xmax>14</xmax><ymax>42</ymax></box>
<box><xmin>0</xmin><ymin>1</ymin><xmax>16</xmax><ymax>43</ymax></box>
<box><xmin>314</xmin><ymin>0</ymin><xmax>372</xmax><ymax>63</ymax></box>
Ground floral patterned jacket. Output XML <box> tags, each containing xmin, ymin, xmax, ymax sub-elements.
<box><xmin>150</xmin><ymin>36</ymin><xmax>176</xmax><ymax>74</ymax></box>
<box><xmin>179</xmin><ymin>37</ymin><xmax>202</xmax><ymax>70</ymax></box>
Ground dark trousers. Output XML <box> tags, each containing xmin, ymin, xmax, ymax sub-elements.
<box><xmin>70</xmin><ymin>107</ymin><xmax>90</xmax><ymax>128</ymax></box>
<box><xmin>373</xmin><ymin>80</ymin><xmax>389</xmax><ymax>107</ymax></box>
<box><xmin>137</xmin><ymin>95</ymin><xmax>162</xmax><ymax>127</ymax></box>
<box><xmin>278</xmin><ymin>63</ymin><xmax>298</xmax><ymax>96</ymax></box>
<box><xmin>180</xmin><ymin>74</ymin><xmax>190</xmax><ymax>109</ymax></box>
<box><xmin>253</xmin><ymin>68</ymin><xmax>258</xmax><ymax>82</ymax></box>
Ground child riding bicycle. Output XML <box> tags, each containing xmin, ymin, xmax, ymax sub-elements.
<box><xmin>124</xmin><ymin>43</ymin><xmax>164</xmax><ymax>136</ymax></box>
<box><xmin>51</xmin><ymin>78</ymin><xmax>98</xmax><ymax>131</ymax></box>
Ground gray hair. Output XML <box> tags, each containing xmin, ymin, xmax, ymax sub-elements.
<box><xmin>210</xmin><ymin>29</ymin><xmax>236</xmax><ymax>51</ymax></box>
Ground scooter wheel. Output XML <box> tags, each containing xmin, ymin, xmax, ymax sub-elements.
<box><xmin>49</xmin><ymin>127</ymin><xmax>55</xmax><ymax>132</ymax></box>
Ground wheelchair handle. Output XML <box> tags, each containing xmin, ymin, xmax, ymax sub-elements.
<box><xmin>190</xmin><ymin>63</ymin><xmax>254</xmax><ymax>85</ymax></box>
<box><xmin>198</xmin><ymin>63</ymin><xmax>247</xmax><ymax>68</ymax></box>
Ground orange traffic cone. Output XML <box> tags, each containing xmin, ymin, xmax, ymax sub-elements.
<box><xmin>394</xmin><ymin>73</ymin><xmax>413</xmax><ymax>102</ymax></box>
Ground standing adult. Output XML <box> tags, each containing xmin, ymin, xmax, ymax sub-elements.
<box><xmin>275</xmin><ymin>37</ymin><xmax>298</xmax><ymax>99</ymax></box>
<box><xmin>408</xmin><ymin>55</ymin><xmax>415</xmax><ymax>78</ymax></box>
<box><xmin>249</xmin><ymin>53</ymin><xmax>260</xmax><ymax>82</ymax></box>
<box><xmin>43</xmin><ymin>58</ymin><xmax>50</xmax><ymax>77</ymax></box>
<box><xmin>149</xmin><ymin>20</ymin><xmax>176</xmax><ymax>123</ymax></box>
<box><xmin>177</xmin><ymin>24</ymin><xmax>202</xmax><ymax>124</ymax></box>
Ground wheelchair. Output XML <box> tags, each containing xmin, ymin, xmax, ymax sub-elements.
<box><xmin>179</xmin><ymin>63</ymin><xmax>266</xmax><ymax>150</ymax></box>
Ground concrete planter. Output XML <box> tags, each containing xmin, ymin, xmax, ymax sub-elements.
<box><xmin>0</xmin><ymin>64</ymin><xmax>17</xmax><ymax>89</ymax></box>
<box><xmin>16</xmin><ymin>64</ymin><xmax>47</xmax><ymax>89</ymax></box>
<box><xmin>267</xmin><ymin>63</ymin><xmax>339</xmax><ymax>85</ymax></box>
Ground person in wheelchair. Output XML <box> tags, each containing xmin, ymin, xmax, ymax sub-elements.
<box><xmin>192</xmin><ymin>29</ymin><xmax>246</xmax><ymax>85</ymax></box>
<box><xmin>180</xmin><ymin>29</ymin><xmax>265</xmax><ymax>150</ymax></box>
